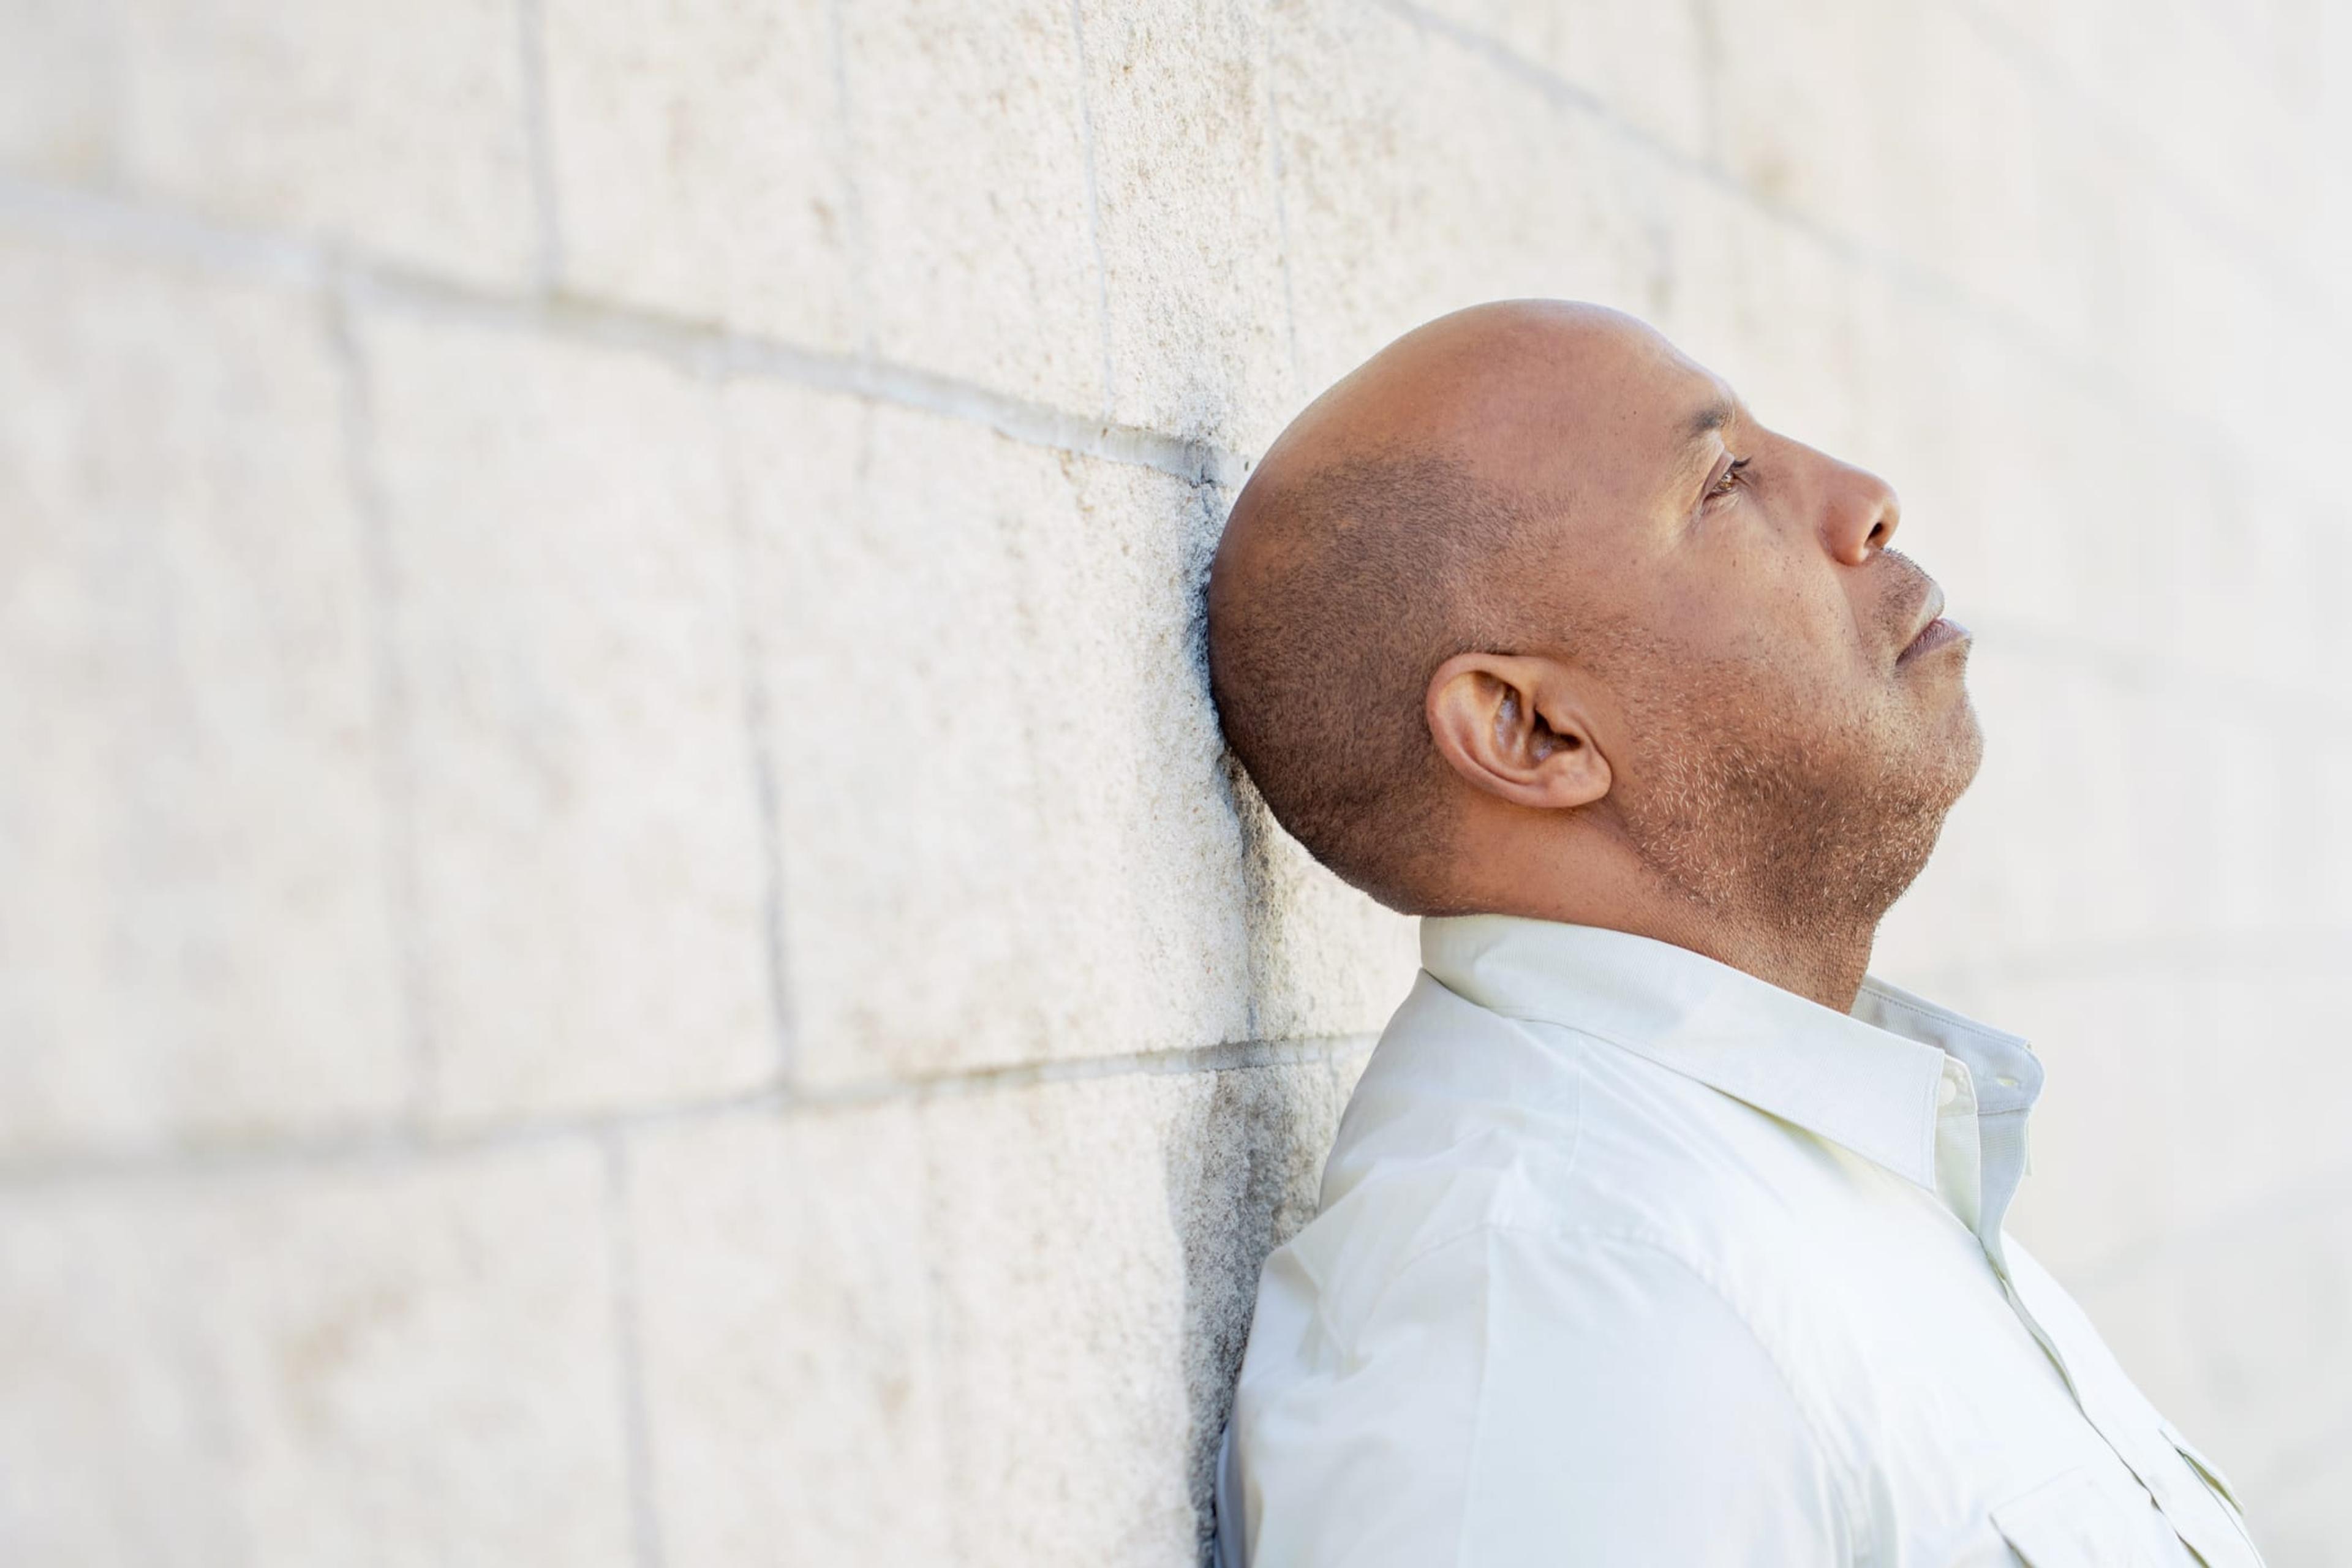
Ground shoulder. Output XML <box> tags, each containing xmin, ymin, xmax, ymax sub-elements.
<box><xmin>1233</xmin><ymin>1221</ymin><xmax>1864</xmax><ymax>1565</ymax></box>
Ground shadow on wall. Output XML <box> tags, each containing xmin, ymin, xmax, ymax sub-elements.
<box><xmin>1165</xmin><ymin>1061</ymin><xmax>1344</xmax><ymax>1559</ymax></box>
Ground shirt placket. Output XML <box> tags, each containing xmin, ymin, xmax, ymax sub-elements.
<box><xmin>1976</xmin><ymin>1204</ymin><xmax>2260</xmax><ymax>1566</ymax></box>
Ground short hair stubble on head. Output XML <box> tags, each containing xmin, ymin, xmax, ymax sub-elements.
<box><xmin>1206</xmin><ymin>451</ymin><xmax>1564</xmax><ymax>911</ymax></box>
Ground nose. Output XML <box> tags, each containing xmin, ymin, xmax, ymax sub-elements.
<box><xmin>1820</xmin><ymin>459</ymin><xmax>1900</xmax><ymax>566</ymax></box>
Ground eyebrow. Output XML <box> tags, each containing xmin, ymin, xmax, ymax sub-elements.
<box><xmin>1682</xmin><ymin>399</ymin><xmax>1738</xmax><ymax>445</ymax></box>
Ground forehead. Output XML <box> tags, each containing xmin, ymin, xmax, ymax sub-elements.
<box><xmin>1499</xmin><ymin>321</ymin><xmax>1740</xmax><ymax>500</ymax></box>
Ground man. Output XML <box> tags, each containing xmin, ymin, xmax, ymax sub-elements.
<box><xmin>1205</xmin><ymin>302</ymin><xmax>2263</xmax><ymax>1566</ymax></box>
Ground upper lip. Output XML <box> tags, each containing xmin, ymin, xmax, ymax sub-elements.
<box><xmin>1898</xmin><ymin>584</ymin><xmax>1947</xmax><ymax>660</ymax></box>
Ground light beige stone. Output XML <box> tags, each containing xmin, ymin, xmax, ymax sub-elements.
<box><xmin>843</xmin><ymin>0</ymin><xmax>1104</xmax><ymax>411</ymax></box>
<box><xmin>620</xmin><ymin>1055</ymin><xmax>1369</xmax><ymax>1568</ymax></box>
<box><xmin>623</xmin><ymin>1102</ymin><xmax>948</xmax><ymax>1566</ymax></box>
<box><xmin>1709</xmin><ymin>0</ymin><xmax>2063</xmax><ymax>346</ymax></box>
<box><xmin>0</xmin><ymin>236</ymin><xmax>404</xmax><ymax>1156</ymax></box>
<box><xmin>1270</xmin><ymin>0</ymin><xmax>1665</xmax><ymax>398</ymax></box>
<box><xmin>728</xmin><ymin>383</ymin><xmax>1263</xmax><ymax>1085</ymax></box>
<box><xmin>1079</xmin><ymin>0</ymin><xmax>1295</xmax><ymax>451</ymax></box>
<box><xmin>542</xmin><ymin>0</ymin><xmax>856</xmax><ymax>348</ymax></box>
<box><xmin>360</xmin><ymin>314</ymin><xmax>773</xmax><ymax>1121</ymax></box>
<box><xmin>924</xmin><ymin>1057</ymin><xmax>1366</xmax><ymax>1566</ymax></box>
<box><xmin>1407</xmin><ymin>0</ymin><xmax>1709</xmax><ymax>156</ymax></box>
<box><xmin>0</xmin><ymin>0</ymin><xmax>121</xmax><ymax>179</ymax></box>
<box><xmin>0</xmin><ymin>1142</ymin><xmax>633</xmax><ymax>1566</ymax></box>
<box><xmin>119</xmin><ymin>0</ymin><xmax>536</xmax><ymax>286</ymax></box>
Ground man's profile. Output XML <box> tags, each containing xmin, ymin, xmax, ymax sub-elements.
<box><xmin>1206</xmin><ymin>303</ymin><xmax>2264</xmax><ymax>1565</ymax></box>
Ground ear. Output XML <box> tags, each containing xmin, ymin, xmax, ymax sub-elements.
<box><xmin>1426</xmin><ymin>651</ymin><xmax>1612</xmax><ymax>811</ymax></box>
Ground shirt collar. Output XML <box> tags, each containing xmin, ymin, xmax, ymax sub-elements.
<box><xmin>1419</xmin><ymin>914</ymin><xmax>2041</xmax><ymax>1198</ymax></box>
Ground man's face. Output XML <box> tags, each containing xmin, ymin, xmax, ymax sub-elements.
<box><xmin>1521</xmin><ymin>324</ymin><xmax>1983</xmax><ymax>919</ymax></box>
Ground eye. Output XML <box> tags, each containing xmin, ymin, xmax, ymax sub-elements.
<box><xmin>1707</xmin><ymin>457</ymin><xmax>1751</xmax><ymax>502</ymax></box>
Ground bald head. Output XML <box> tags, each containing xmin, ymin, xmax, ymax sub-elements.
<box><xmin>1205</xmin><ymin>300</ymin><xmax>1980</xmax><ymax>991</ymax></box>
<box><xmin>1207</xmin><ymin>302</ymin><xmax>1666</xmax><ymax>908</ymax></box>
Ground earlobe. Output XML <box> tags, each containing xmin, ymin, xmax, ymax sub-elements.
<box><xmin>1427</xmin><ymin>652</ymin><xmax>1612</xmax><ymax>812</ymax></box>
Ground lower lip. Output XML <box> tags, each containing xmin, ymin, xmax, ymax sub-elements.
<box><xmin>1899</xmin><ymin>616</ymin><xmax>1969</xmax><ymax>663</ymax></box>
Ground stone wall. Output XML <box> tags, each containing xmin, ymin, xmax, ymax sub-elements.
<box><xmin>2</xmin><ymin>1</ymin><xmax>2346</xmax><ymax>1562</ymax></box>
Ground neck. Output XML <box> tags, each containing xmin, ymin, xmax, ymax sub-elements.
<box><xmin>1432</xmin><ymin>823</ymin><xmax>1894</xmax><ymax>1013</ymax></box>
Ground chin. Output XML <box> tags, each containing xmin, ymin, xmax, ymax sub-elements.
<box><xmin>1926</xmin><ymin>695</ymin><xmax>1987</xmax><ymax>806</ymax></box>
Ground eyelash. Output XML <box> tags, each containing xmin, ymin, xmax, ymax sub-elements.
<box><xmin>1708</xmin><ymin>458</ymin><xmax>1751</xmax><ymax>501</ymax></box>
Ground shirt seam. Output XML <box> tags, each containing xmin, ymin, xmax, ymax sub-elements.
<box><xmin>1360</xmin><ymin>1219</ymin><xmax>1872</xmax><ymax>1561</ymax></box>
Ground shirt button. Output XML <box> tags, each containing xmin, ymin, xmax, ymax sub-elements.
<box><xmin>1937</xmin><ymin>1075</ymin><xmax>1960</xmax><ymax>1108</ymax></box>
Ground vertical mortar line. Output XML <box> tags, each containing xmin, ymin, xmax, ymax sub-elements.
<box><xmin>1260</xmin><ymin>4</ymin><xmax>1305</xmax><ymax>396</ymax></box>
<box><xmin>713</xmin><ymin>373</ymin><xmax>799</xmax><ymax>1087</ymax></box>
<box><xmin>599</xmin><ymin>1131</ymin><xmax>665</xmax><ymax>1568</ymax></box>
<box><xmin>826</xmin><ymin>0</ymin><xmax>878</xmax><ymax>361</ymax></box>
<box><xmin>324</xmin><ymin>272</ymin><xmax>437</xmax><ymax>1129</ymax></box>
<box><xmin>1066</xmin><ymin>0</ymin><xmax>1120</xmax><ymax>417</ymax></box>
<box><xmin>515</xmin><ymin>0</ymin><xmax>567</xmax><ymax>294</ymax></box>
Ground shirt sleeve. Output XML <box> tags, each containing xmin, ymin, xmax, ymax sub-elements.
<box><xmin>1237</xmin><ymin>1226</ymin><xmax>1857</xmax><ymax>1567</ymax></box>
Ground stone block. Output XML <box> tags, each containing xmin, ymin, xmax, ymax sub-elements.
<box><xmin>729</xmin><ymin>383</ymin><xmax>1272</xmax><ymax>1084</ymax></box>
<box><xmin>1269</xmin><ymin>0</ymin><xmax>1667</xmax><ymax>399</ymax></box>
<box><xmin>1406</xmin><ymin>0</ymin><xmax>1709</xmax><ymax>157</ymax></box>
<box><xmin>118</xmin><ymin>0</ymin><xmax>537</xmax><ymax>286</ymax></box>
<box><xmin>360</xmin><ymin>313</ymin><xmax>773</xmax><ymax>1121</ymax></box>
<box><xmin>623</xmin><ymin>1057</ymin><xmax>1371</xmax><ymax>1567</ymax></box>
<box><xmin>542</xmin><ymin>0</ymin><xmax>856</xmax><ymax>349</ymax></box>
<box><xmin>922</xmin><ymin>1063</ymin><xmax>1363</xmax><ymax>1566</ymax></box>
<box><xmin>622</xmin><ymin>1102</ymin><xmax>948</xmax><ymax>1566</ymax></box>
<box><xmin>843</xmin><ymin>0</ymin><xmax>1103</xmax><ymax>412</ymax></box>
<box><xmin>1078</xmin><ymin>0</ymin><xmax>1295</xmax><ymax>451</ymax></box>
<box><xmin>1709</xmin><ymin>0</ymin><xmax>2064</xmax><ymax>349</ymax></box>
<box><xmin>0</xmin><ymin>0</ymin><xmax>121</xmax><ymax>179</ymax></box>
<box><xmin>0</xmin><ymin>1142</ymin><xmax>633</xmax><ymax>1566</ymax></box>
<box><xmin>0</xmin><ymin>236</ymin><xmax>404</xmax><ymax>1156</ymax></box>
<box><xmin>1225</xmin><ymin>769</ymin><xmax>1423</xmax><ymax>1044</ymax></box>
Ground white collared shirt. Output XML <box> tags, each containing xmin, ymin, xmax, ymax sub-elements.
<box><xmin>1219</xmin><ymin>916</ymin><xmax>2264</xmax><ymax>1567</ymax></box>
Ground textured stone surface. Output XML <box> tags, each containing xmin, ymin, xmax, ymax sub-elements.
<box><xmin>1079</xmin><ymin>0</ymin><xmax>1295</xmax><ymax>451</ymax></box>
<box><xmin>623</xmin><ymin>1102</ymin><xmax>945</xmax><ymax>1566</ymax></box>
<box><xmin>0</xmin><ymin>0</ymin><xmax>120</xmax><ymax>179</ymax></box>
<box><xmin>118</xmin><ymin>0</ymin><xmax>537</xmax><ymax>285</ymax></box>
<box><xmin>624</xmin><ymin>1055</ymin><xmax>1368</xmax><ymax>1568</ymax></box>
<box><xmin>543</xmin><ymin>0</ymin><xmax>856</xmax><ymax>347</ymax></box>
<box><xmin>361</xmin><ymin>314</ymin><xmax>773</xmax><ymax>1121</ymax></box>
<box><xmin>0</xmin><ymin>236</ymin><xmax>404</xmax><ymax>1156</ymax></box>
<box><xmin>3</xmin><ymin>0</ymin><xmax>2349</xmax><ymax>1559</ymax></box>
<box><xmin>843</xmin><ymin>0</ymin><xmax>1102</xmax><ymax>410</ymax></box>
<box><xmin>1408</xmin><ymin>0</ymin><xmax>1711</xmax><ymax>156</ymax></box>
<box><xmin>0</xmin><ymin>1142</ymin><xmax>633</xmax><ymax>1566</ymax></box>
<box><xmin>728</xmin><ymin>384</ymin><xmax>1268</xmax><ymax>1084</ymax></box>
<box><xmin>1269</xmin><ymin>0</ymin><xmax>1665</xmax><ymax>397</ymax></box>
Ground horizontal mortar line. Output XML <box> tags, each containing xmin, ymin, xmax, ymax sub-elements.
<box><xmin>0</xmin><ymin>169</ymin><xmax>325</xmax><ymax>286</ymax></box>
<box><xmin>795</xmin><ymin>1027</ymin><xmax>1382</xmax><ymax>1109</ymax></box>
<box><xmin>1371</xmin><ymin>0</ymin><xmax>2352</xmax><ymax>466</ymax></box>
<box><xmin>0</xmin><ymin>1031</ymin><xmax>1378</xmax><ymax>1193</ymax></box>
<box><xmin>0</xmin><ymin>172</ymin><xmax>1248</xmax><ymax>492</ymax></box>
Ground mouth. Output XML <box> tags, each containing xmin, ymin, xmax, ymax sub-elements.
<box><xmin>1896</xmin><ymin>586</ymin><xmax>1970</xmax><ymax>666</ymax></box>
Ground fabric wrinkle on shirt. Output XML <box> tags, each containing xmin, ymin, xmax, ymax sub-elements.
<box><xmin>1215</xmin><ymin>914</ymin><xmax>2265</xmax><ymax>1568</ymax></box>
